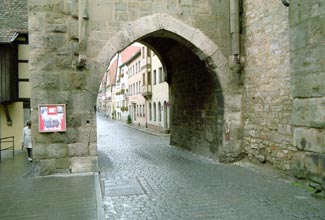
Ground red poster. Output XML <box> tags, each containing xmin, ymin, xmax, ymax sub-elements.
<box><xmin>38</xmin><ymin>104</ymin><xmax>66</xmax><ymax>132</ymax></box>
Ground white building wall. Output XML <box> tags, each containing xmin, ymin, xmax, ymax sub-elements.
<box><xmin>127</xmin><ymin>51</ymin><xmax>146</xmax><ymax>127</ymax></box>
<box><xmin>119</xmin><ymin>66</ymin><xmax>129</xmax><ymax>121</ymax></box>
<box><xmin>147</xmin><ymin>52</ymin><xmax>170</xmax><ymax>132</ymax></box>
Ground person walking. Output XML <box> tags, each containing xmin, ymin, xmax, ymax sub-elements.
<box><xmin>21</xmin><ymin>120</ymin><xmax>33</xmax><ymax>162</ymax></box>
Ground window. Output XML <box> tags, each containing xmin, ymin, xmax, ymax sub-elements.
<box><xmin>159</xmin><ymin>67</ymin><xmax>163</xmax><ymax>83</ymax></box>
<box><xmin>143</xmin><ymin>104</ymin><xmax>145</xmax><ymax>117</ymax></box>
<box><xmin>158</xmin><ymin>102</ymin><xmax>162</xmax><ymax>122</ymax></box>
<box><xmin>153</xmin><ymin>102</ymin><xmax>156</xmax><ymax>121</ymax></box>
<box><xmin>133</xmin><ymin>83</ymin><xmax>135</xmax><ymax>95</ymax></box>
<box><xmin>141</xmin><ymin>105</ymin><xmax>143</xmax><ymax>117</ymax></box>
<box><xmin>0</xmin><ymin>44</ymin><xmax>18</xmax><ymax>101</ymax></box>
<box><xmin>149</xmin><ymin>103</ymin><xmax>152</xmax><ymax>121</ymax></box>
<box><xmin>143</xmin><ymin>73</ymin><xmax>145</xmax><ymax>85</ymax></box>
<box><xmin>133</xmin><ymin>104</ymin><xmax>136</xmax><ymax>120</ymax></box>
<box><xmin>148</xmin><ymin>71</ymin><xmax>151</xmax><ymax>85</ymax></box>
<box><xmin>153</xmin><ymin>70</ymin><xmax>157</xmax><ymax>85</ymax></box>
<box><xmin>136</xmin><ymin>82</ymin><xmax>138</xmax><ymax>94</ymax></box>
<box><xmin>141</xmin><ymin>105</ymin><xmax>144</xmax><ymax>117</ymax></box>
<box><xmin>135</xmin><ymin>82</ymin><xmax>139</xmax><ymax>94</ymax></box>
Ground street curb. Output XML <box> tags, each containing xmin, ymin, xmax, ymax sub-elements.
<box><xmin>124</xmin><ymin>123</ymin><xmax>170</xmax><ymax>137</ymax></box>
<box><xmin>94</xmin><ymin>172</ymin><xmax>105</xmax><ymax>220</ymax></box>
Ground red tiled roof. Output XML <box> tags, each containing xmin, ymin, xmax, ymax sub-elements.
<box><xmin>120</xmin><ymin>45</ymin><xmax>141</xmax><ymax>64</ymax></box>
<box><xmin>108</xmin><ymin>58</ymin><xmax>118</xmax><ymax>85</ymax></box>
<box><xmin>106</xmin><ymin>44</ymin><xmax>141</xmax><ymax>85</ymax></box>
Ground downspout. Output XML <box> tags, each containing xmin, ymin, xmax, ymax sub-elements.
<box><xmin>230</xmin><ymin>0</ymin><xmax>242</xmax><ymax>83</ymax></box>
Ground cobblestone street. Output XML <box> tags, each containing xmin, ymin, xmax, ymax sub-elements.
<box><xmin>97</xmin><ymin>114</ymin><xmax>325</xmax><ymax>220</ymax></box>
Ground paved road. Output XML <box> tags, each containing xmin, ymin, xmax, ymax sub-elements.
<box><xmin>0</xmin><ymin>151</ymin><xmax>99</xmax><ymax>220</ymax></box>
<box><xmin>97</xmin><ymin>114</ymin><xmax>325</xmax><ymax>220</ymax></box>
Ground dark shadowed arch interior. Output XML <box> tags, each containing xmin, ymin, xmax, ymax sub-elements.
<box><xmin>138</xmin><ymin>30</ymin><xmax>224</xmax><ymax>159</ymax></box>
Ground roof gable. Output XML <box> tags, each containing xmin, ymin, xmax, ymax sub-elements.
<box><xmin>120</xmin><ymin>46</ymin><xmax>141</xmax><ymax>65</ymax></box>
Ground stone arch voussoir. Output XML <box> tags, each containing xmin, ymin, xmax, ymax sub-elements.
<box><xmin>98</xmin><ymin>14</ymin><xmax>236</xmax><ymax>91</ymax></box>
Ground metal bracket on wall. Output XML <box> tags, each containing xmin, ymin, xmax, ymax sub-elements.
<box><xmin>1</xmin><ymin>103</ymin><xmax>12</xmax><ymax>126</ymax></box>
<box><xmin>282</xmin><ymin>0</ymin><xmax>290</xmax><ymax>7</ymax></box>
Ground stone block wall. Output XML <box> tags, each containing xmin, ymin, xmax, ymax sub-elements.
<box><xmin>29</xmin><ymin>0</ymin><xmax>98</xmax><ymax>175</ymax></box>
<box><xmin>289</xmin><ymin>0</ymin><xmax>325</xmax><ymax>187</ymax></box>
<box><xmin>86</xmin><ymin>0</ymin><xmax>231</xmax><ymax>61</ymax></box>
<box><xmin>242</xmin><ymin>0</ymin><xmax>293</xmax><ymax>170</ymax></box>
<box><xmin>243</xmin><ymin>0</ymin><xmax>325</xmax><ymax>189</ymax></box>
<box><xmin>28</xmin><ymin>0</ymin><xmax>237</xmax><ymax>174</ymax></box>
<box><xmin>169</xmin><ymin>43</ymin><xmax>220</xmax><ymax>159</ymax></box>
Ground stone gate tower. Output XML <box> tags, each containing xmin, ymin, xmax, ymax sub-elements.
<box><xmin>29</xmin><ymin>0</ymin><xmax>242</xmax><ymax>175</ymax></box>
<box><xmin>28</xmin><ymin>0</ymin><xmax>325</xmax><ymax>190</ymax></box>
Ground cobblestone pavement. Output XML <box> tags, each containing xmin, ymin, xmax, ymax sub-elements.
<box><xmin>0</xmin><ymin>151</ymin><xmax>99</xmax><ymax>220</ymax></box>
<box><xmin>97</xmin><ymin>114</ymin><xmax>325</xmax><ymax>220</ymax></box>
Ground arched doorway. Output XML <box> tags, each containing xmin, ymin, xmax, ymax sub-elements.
<box><xmin>94</xmin><ymin>14</ymin><xmax>243</xmax><ymax>162</ymax></box>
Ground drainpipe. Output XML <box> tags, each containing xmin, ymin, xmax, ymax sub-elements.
<box><xmin>230</xmin><ymin>0</ymin><xmax>242</xmax><ymax>82</ymax></box>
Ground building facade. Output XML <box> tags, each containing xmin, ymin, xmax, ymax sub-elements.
<box><xmin>114</xmin><ymin>66</ymin><xmax>127</xmax><ymax>121</ymax></box>
<box><xmin>0</xmin><ymin>1</ymin><xmax>30</xmax><ymax>151</ymax></box>
<box><xmin>146</xmin><ymin>50</ymin><xmax>170</xmax><ymax>133</ymax></box>
<box><xmin>126</xmin><ymin>46</ymin><xmax>146</xmax><ymax>127</ymax></box>
<box><xmin>117</xmin><ymin>45</ymin><xmax>142</xmax><ymax>122</ymax></box>
<box><xmin>99</xmin><ymin>44</ymin><xmax>171</xmax><ymax>132</ymax></box>
<box><xmin>101</xmin><ymin>55</ymin><xmax>118</xmax><ymax>119</ymax></box>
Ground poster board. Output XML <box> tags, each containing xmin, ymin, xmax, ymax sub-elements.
<box><xmin>38</xmin><ymin>104</ymin><xmax>66</xmax><ymax>132</ymax></box>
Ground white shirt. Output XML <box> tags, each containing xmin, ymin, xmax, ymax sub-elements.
<box><xmin>21</xmin><ymin>126</ymin><xmax>32</xmax><ymax>148</ymax></box>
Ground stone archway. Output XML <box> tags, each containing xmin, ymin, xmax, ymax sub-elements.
<box><xmin>93</xmin><ymin>14</ymin><xmax>243</xmax><ymax>162</ymax></box>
